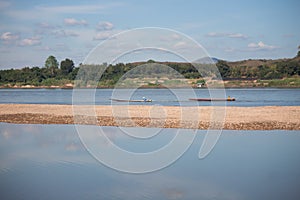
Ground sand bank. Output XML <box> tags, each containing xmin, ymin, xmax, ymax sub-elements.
<box><xmin>0</xmin><ymin>104</ymin><xmax>299</xmax><ymax>130</ymax></box>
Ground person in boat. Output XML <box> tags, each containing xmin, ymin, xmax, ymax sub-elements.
<box><xmin>227</xmin><ymin>96</ymin><xmax>231</xmax><ymax>100</ymax></box>
<box><xmin>142</xmin><ymin>97</ymin><xmax>152</xmax><ymax>102</ymax></box>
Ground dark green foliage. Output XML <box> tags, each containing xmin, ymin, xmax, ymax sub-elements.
<box><xmin>45</xmin><ymin>55</ymin><xmax>59</xmax><ymax>77</ymax></box>
<box><xmin>0</xmin><ymin>56</ymin><xmax>76</xmax><ymax>86</ymax></box>
<box><xmin>45</xmin><ymin>55</ymin><xmax>58</xmax><ymax>69</ymax></box>
<box><xmin>0</xmin><ymin>67</ymin><xmax>42</xmax><ymax>85</ymax></box>
<box><xmin>216</xmin><ymin>60</ymin><xmax>299</xmax><ymax>79</ymax></box>
<box><xmin>216</xmin><ymin>61</ymin><xmax>231</xmax><ymax>77</ymax></box>
<box><xmin>0</xmin><ymin>55</ymin><xmax>300</xmax><ymax>87</ymax></box>
<box><xmin>60</xmin><ymin>58</ymin><xmax>74</xmax><ymax>75</ymax></box>
<box><xmin>276</xmin><ymin>61</ymin><xmax>300</xmax><ymax>77</ymax></box>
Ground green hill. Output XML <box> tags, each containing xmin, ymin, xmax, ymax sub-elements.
<box><xmin>0</xmin><ymin>54</ymin><xmax>299</xmax><ymax>88</ymax></box>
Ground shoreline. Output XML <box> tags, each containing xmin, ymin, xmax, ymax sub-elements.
<box><xmin>0</xmin><ymin>85</ymin><xmax>300</xmax><ymax>89</ymax></box>
<box><xmin>0</xmin><ymin>104</ymin><xmax>299</xmax><ymax>130</ymax></box>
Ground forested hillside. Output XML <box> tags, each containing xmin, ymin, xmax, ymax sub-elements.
<box><xmin>0</xmin><ymin>53</ymin><xmax>299</xmax><ymax>88</ymax></box>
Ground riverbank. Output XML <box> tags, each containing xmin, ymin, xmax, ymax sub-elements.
<box><xmin>0</xmin><ymin>104</ymin><xmax>299</xmax><ymax>130</ymax></box>
<box><xmin>1</xmin><ymin>77</ymin><xmax>300</xmax><ymax>89</ymax></box>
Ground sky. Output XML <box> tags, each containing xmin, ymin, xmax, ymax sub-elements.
<box><xmin>0</xmin><ymin>0</ymin><xmax>299</xmax><ymax>69</ymax></box>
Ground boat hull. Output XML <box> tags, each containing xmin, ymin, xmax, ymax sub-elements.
<box><xmin>189</xmin><ymin>98</ymin><xmax>235</xmax><ymax>101</ymax></box>
<box><xmin>110</xmin><ymin>98</ymin><xmax>152</xmax><ymax>102</ymax></box>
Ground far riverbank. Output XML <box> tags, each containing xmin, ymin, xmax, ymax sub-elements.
<box><xmin>1</xmin><ymin>77</ymin><xmax>300</xmax><ymax>89</ymax></box>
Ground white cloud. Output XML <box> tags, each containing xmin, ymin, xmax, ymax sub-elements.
<box><xmin>247</xmin><ymin>41</ymin><xmax>278</xmax><ymax>50</ymax></box>
<box><xmin>19</xmin><ymin>36</ymin><xmax>41</xmax><ymax>46</ymax></box>
<box><xmin>36</xmin><ymin>23</ymin><xmax>85</xmax><ymax>40</ymax></box>
<box><xmin>0</xmin><ymin>32</ymin><xmax>19</xmax><ymax>42</ymax></box>
<box><xmin>174</xmin><ymin>41</ymin><xmax>187</xmax><ymax>48</ymax></box>
<box><xmin>35</xmin><ymin>22</ymin><xmax>58</xmax><ymax>34</ymax></box>
<box><xmin>93</xmin><ymin>31</ymin><xmax>113</xmax><ymax>40</ymax></box>
<box><xmin>228</xmin><ymin>33</ymin><xmax>248</xmax><ymax>39</ymax></box>
<box><xmin>206</xmin><ymin>32</ymin><xmax>248</xmax><ymax>39</ymax></box>
<box><xmin>51</xmin><ymin>30</ymin><xmax>79</xmax><ymax>38</ymax></box>
<box><xmin>96</xmin><ymin>21</ymin><xmax>114</xmax><ymax>31</ymax></box>
<box><xmin>38</xmin><ymin>46</ymin><xmax>53</xmax><ymax>51</ymax></box>
<box><xmin>64</xmin><ymin>18</ymin><xmax>88</xmax><ymax>26</ymax></box>
<box><xmin>224</xmin><ymin>47</ymin><xmax>235</xmax><ymax>52</ymax></box>
<box><xmin>206</xmin><ymin>32</ymin><xmax>226</xmax><ymax>37</ymax></box>
<box><xmin>3</xmin><ymin>3</ymin><xmax>122</xmax><ymax>21</ymax></box>
<box><xmin>36</xmin><ymin>22</ymin><xmax>55</xmax><ymax>29</ymax></box>
<box><xmin>36</xmin><ymin>5</ymin><xmax>105</xmax><ymax>14</ymax></box>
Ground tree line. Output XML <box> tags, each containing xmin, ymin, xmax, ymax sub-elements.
<box><xmin>217</xmin><ymin>59</ymin><xmax>300</xmax><ymax>80</ymax></box>
<box><xmin>0</xmin><ymin>56</ymin><xmax>78</xmax><ymax>86</ymax></box>
<box><xmin>0</xmin><ymin>53</ymin><xmax>299</xmax><ymax>87</ymax></box>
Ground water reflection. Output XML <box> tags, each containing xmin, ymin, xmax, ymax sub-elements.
<box><xmin>0</xmin><ymin>123</ymin><xmax>300</xmax><ymax>199</ymax></box>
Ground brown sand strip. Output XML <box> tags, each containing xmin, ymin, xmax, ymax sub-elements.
<box><xmin>0</xmin><ymin>104</ymin><xmax>299</xmax><ymax>130</ymax></box>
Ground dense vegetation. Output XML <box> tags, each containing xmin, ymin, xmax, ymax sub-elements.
<box><xmin>0</xmin><ymin>52</ymin><xmax>300</xmax><ymax>88</ymax></box>
<box><xmin>0</xmin><ymin>56</ymin><xmax>78</xmax><ymax>86</ymax></box>
<box><xmin>217</xmin><ymin>58</ymin><xmax>300</xmax><ymax>80</ymax></box>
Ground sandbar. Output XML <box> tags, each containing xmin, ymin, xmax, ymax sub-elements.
<box><xmin>0</xmin><ymin>104</ymin><xmax>299</xmax><ymax>130</ymax></box>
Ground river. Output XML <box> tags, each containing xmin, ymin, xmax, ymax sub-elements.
<box><xmin>0</xmin><ymin>88</ymin><xmax>299</xmax><ymax>199</ymax></box>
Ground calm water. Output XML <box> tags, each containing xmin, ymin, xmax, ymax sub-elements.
<box><xmin>1</xmin><ymin>88</ymin><xmax>300</xmax><ymax>199</ymax></box>
<box><xmin>0</xmin><ymin>123</ymin><xmax>299</xmax><ymax>200</ymax></box>
<box><xmin>0</xmin><ymin>88</ymin><xmax>300</xmax><ymax>106</ymax></box>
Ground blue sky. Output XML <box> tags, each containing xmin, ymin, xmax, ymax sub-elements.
<box><xmin>0</xmin><ymin>0</ymin><xmax>299</xmax><ymax>68</ymax></box>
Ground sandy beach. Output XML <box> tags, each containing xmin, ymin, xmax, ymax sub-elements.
<box><xmin>0</xmin><ymin>104</ymin><xmax>299</xmax><ymax>130</ymax></box>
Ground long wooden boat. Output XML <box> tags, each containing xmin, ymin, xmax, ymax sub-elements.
<box><xmin>110</xmin><ymin>98</ymin><xmax>152</xmax><ymax>102</ymax></box>
<box><xmin>189</xmin><ymin>97</ymin><xmax>236</xmax><ymax>101</ymax></box>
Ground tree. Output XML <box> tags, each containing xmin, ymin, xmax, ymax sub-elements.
<box><xmin>60</xmin><ymin>58</ymin><xmax>74</xmax><ymax>75</ymax></box>
<box><xmin>297</xmin><ymin>45</ymin><xmax>300</xmax><ymax>57</ymax></box>
<box><xmin>45</xmin><ymin>55</ymin><xmax>58</xmax><ymax>69</ymax></box>
<box><xmin>45</xmin><ymin>55</ymin><xmax>59</xmax><ymax>76</ymax></box>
